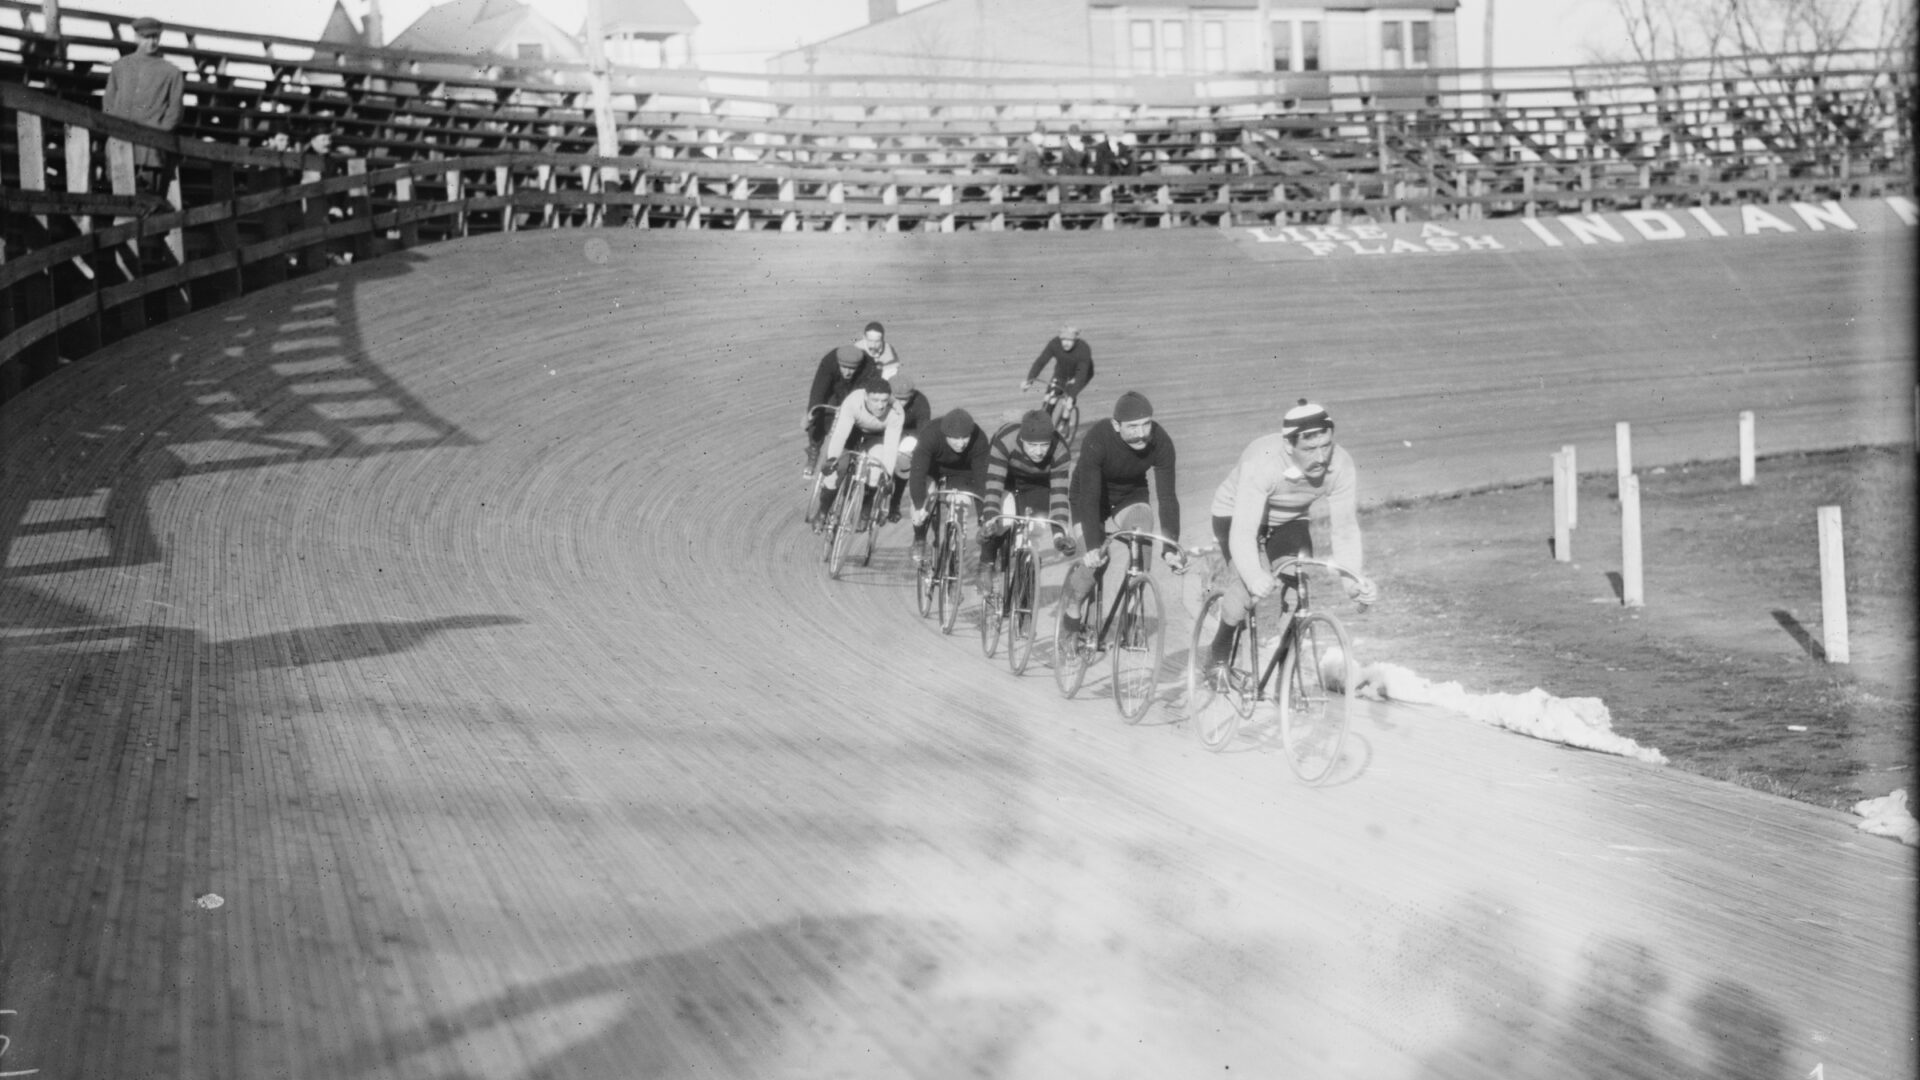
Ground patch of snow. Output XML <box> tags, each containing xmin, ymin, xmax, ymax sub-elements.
<box><xmin>1853</xmin><ymin>789</ymin><xmax>1918</xmax><ymax>846</ymax></box>
<box><xmin>1351</xmin><ymin>660</ymin><xmax>1670</xmax><ymax>765</ymax></box>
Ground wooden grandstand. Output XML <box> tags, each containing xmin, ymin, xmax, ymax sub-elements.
<box><xmin>1</xmin><ymin>0</ymin><xmax>1912</xmax><ymax>401</ymax></box>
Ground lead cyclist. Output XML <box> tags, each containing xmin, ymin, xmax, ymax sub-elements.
<box><xmin>1202</xmin><ymin>399</ymin><xmax>1379</xmax><ymax>681</ymax></box>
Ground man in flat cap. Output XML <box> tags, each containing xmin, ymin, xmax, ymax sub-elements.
<box><xmin>103</xmin><ymin>16</ymin><xmax>184</xmax><ymax>195</ymax></box>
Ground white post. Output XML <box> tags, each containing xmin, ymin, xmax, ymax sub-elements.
<box><xmin>1620</xmin><ymin>473</ymin><xmax>1644</xmax><ymax>607</ymax></box>
<box><xmin>1614</xmin><ymin>421</ymin><xmax>1632</xmax><ymax>495</ymax></box>
<box><xmin>1738</xmin><ymin>410</ymin><xmax>1755</xmax><ymax>485</ymax></box>
<box><xmin>1818</xmin><ymin>505</ymin><xmax>1849</xmax><ymax>663</ymax></box>
<box><xmin>1561</xmin><ymin>443</ymin><xmax>1577</xmax><ymax>528</ymax></box>
<box><xmin>1552</xmin><ymin>450</ymin><xmax>1572</xmax><ymax>562</ymax></box>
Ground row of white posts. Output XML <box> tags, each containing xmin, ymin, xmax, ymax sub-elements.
<box><xmin>1551</xmin><ymin>411</ymin><xmax>1849</xmax><ymax>663</ymax></box>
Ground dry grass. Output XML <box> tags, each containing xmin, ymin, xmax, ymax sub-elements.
<box><xmin>1355</xmin><ymin>445</ymin><xmax>1915</xmax><ymax>811</ymax></box>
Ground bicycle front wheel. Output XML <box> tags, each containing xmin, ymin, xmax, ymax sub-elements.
<box><xmin>1278</xmin><ymin>612</ymin><xmax>1354</xmax><ymax>785</ymax></box>
<box><xmin>914</xmin><ymin>518</ymin><xmax>938</xmax><ymax>618</ymax></box>
<box><xmin>1110</xmin><ymin>575</ymin><xmax>1165</xmax><ymax>723</ymax></box>
<box><xmin>978</xmin><ymin>567</ymin><xmax>1003</xmax><ymax>658</ymax></box>
<box><xmin>1051</xmin><ymin>577</ymin><xmax>1099</xmax><ymax>698</ymax></box>
<box><xmin>1188</xmin><ymin>592</ymin><xmax>1252</xmax><ymax>751</ymax></box>
<box><xmin>937</xmin><ymin>522</ymin><xmax>963</xmax><ymax>634</ymax></box>
<box><xmin>828</xmin><ymin>485</ymin><xmax>862</xmax><ymax>580</ymax></box>
<box><xmin>1006</xmin><ymin>549</ymin><xmax>1038</xmax><ymax>675</ymax></box>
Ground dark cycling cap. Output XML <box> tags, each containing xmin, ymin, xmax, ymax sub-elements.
<box><xmin>834</xmin><ymin>344</ymin><xmax>865</xmax><ymax>367</ymax></box>
<box><xmin>1113</xmin><ymin>391</ymin><xmax>1152</xmax><ymax>422</ymax></box>
<box><xmin>888</xmin><ymin>371</ymin><xmax>916</xmax><ymax>398</ymax></box>
<box><xmin>941</xmin><ymin>408</ymin><xmax>974</xmax><ymax>439</ymax></box>
<box><xmin>1018</xmin><ymin>410</ymin><xmax>1054</xmax><ymax>442</ymax></box>
<box><xmin>863</xmin><ymin>320</ymin><xmax>886</xmax><ymax>335</ymax></box>
<box><xmin>1281</xmin><ymin>399</ymin><xmax>1334</xmax><ymax>437</ymax></box>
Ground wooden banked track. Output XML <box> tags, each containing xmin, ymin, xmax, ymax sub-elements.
<box><xmin>0</xmin><ymin>214</ymin><xmax>1912</xmax><ymax>1076</ymax></box>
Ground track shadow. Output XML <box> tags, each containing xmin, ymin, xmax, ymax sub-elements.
<box><xmin>0</xmin><ymin>254</ymin><xmax>476</xmax><ymax>583</ymax></box>
<box><xmin>325</xmin><ymin>914</ymin><xmax>1038</xmax><ymax>1080</ymax></box>
<box><xmin>1770</xmin><ymin>608</ymin><xmax>1825</xmax><ymax>660</ymax></box>
<box><xmin>3</xmin><ymin>615</ymin><xmax>522</xmax><ymax>672</ymax></box>
<box><xmin>1406</xmin><ymin>901</ymin><xmax>1793</xmax><ymax>1080</ymax></box>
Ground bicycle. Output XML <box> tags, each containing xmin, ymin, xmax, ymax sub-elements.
<box><xmin>801</xmin><ymin>404</ymin><xmax>837</xmax><ymax>522</ymax></box>
<box><xmin>1040</xmin><ymin>381</ymin><xmax>1080</xmax><ymax>445</ymax></box>
<box><xmin>1052</xmin><ymin>529</ymin><xmax>1194</xmax><ymax>722</ymax></box>
<box><xmin>914</xmin><ymin>486</ymin><xmax>982</xmax><ymax>635</ymax></box>
<box><xmin>978</xmin><ymin>512</ymin><xmax>1067</xmax><ymax>675</ymax></box>
<box><xmin>1186</xmin><ymin>556</ymin><xmax>1369</xmax><ymax>784</ymax></box>
<box><xmin>821</xmin><ymin>449</ymin><xmax>892</xmax><ymax>580</ymax></box>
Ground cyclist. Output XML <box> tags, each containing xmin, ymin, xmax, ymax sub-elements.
<box><xmin>978</xmin><ymin>409</ymin><xmax>1075</xmax><ymax>603</ymax></box>
<box><xmin>1059</xmin><ymin>391</ymin><xmax>1183</xmax><ymax>637</ymax></box>
<box><xmin>804</xmin><ymin>342</ymin><xmax>874</xmax><ymax>478</ymax></box>
<box><xmin>860</xmin><ymin>320</ymin><xmax>903</xmax><ymax>380</ymax></box>
<box><xmin>884</xmin><ymin>371</ymin><xmax>932</xmax><ymax>523</ymax></box>
<box><xmin>811</xmin><ymin>375</ymin><xmax>905</xmax><ymax>526</ymax></box>
<box><xmin>1020</xmin><ymin>325</ymin><xmax>1093</xmax><ymax>437</ymax></box>
<box><xmin>1201</xmin><ymin>399</ymin><xmax>1378</xmax><ymax>678</ymax></box>
<box><xmin>906</xmin><ymin>407</ymin><xmax>990</xmax><ymax>567</ymax></box>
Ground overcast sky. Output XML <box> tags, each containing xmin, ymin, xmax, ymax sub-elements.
<box><xmin>61</xmin><ymin>0</ymin><xmax>1637</xmax><ymax>70</ymax></box>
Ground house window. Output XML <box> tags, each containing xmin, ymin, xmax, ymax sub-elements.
<box><xmin>1161</xmin><ymin>20</ymin><xmax>1186</xmax><ymax>74</ymax></box>
<box><xmin>516</xmin><ymin>42</ymin><xmax>545</xmax><ymax>61</ymax></box>
<box><xmin>1382</xmin><ymin>19</ymin><xmax>1431</xmax><ymax>69</ymax></box>
<box><xmin>1130</xmin><ymin>20</ymin><xmax>1154</xmax><ymax>72</ymax></box>
<box><xmin>1271</xmin><ymin>18</ymin><xmax>1321</xmax><ymax>73</ymax></box>
<box><xmin>1203</xmin><ymin>21</ymin><xmax>1227</xmax><ymax>73</ymax></box>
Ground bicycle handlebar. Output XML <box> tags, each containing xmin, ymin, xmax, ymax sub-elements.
<box><xmin>1270</xmin><ymin>556</ymin><xmax>1365</xmax><ymax>585</ymax></box>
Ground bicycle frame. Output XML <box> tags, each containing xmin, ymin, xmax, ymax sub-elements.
<box><xmin>1086</xmin><ymin>529</ymin><xmax>1182</xmax><ymax>648</ymax></box>
<box><xmin>1229</xmin><ymin>557</ymin><xmax>1360</xmax><ymax>703</ymax></box>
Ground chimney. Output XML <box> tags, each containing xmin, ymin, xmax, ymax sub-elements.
<box><xmin>870</xmin><ymin>0</ymin><xmax>897</xmax><ymax>22</ymax></box>
<box><xmin>364</xmin><ymin>0</ymin><xmax>384</xmax><ymax>46</ymax></box>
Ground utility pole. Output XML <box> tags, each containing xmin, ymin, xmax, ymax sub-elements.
<box><xmin>583</xmin><ymin>0</ymin><xmax>619</xmax><ymax>159</ymax></box>
<box><xmin>1482</xmin><ymin>0</ymin><xmax>1496</xmax><ymax>94</ymax></box>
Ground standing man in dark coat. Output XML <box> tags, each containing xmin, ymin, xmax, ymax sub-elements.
<box><xmin>103</xmin><ymin>16</ymin><xmax>185</xmax><ymax>196</ymax></box>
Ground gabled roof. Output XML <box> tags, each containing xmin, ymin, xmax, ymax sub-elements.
<box><xmin>317</xmin><ymin>0</ymin><xmax>364</xmax><ymax>46</ymax></box>
<box><xmin>597</xmin><ymin>0</ymin><xmax>698</xmax><ymax>37</ymax></box>
<box><xmin>389</xmin><ymin>0</ymin><xmax>577</xmax><ymax>57</ymax></box>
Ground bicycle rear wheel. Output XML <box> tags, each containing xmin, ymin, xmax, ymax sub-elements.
<box><xmin>1110</xmin><ymin>575</ymin><xmax>1164</xmax><ymax>723</ymax></box>
<box><xmin>1189</xmin><ymin>592</ymin><xmax>1253</xmax><ymax>751</ymax></box>
<box><xmin>1051</xmin><ymin>576</ymin><xmax>1099</xmax><ymax>698</ymax></box>
<box><xmin>1006</xmin><ymin>549</ymin><xmax>1038</xmax><ymax>675</ymax></box>
<box><xmin>1278</xmin><ymin>612</ymin><xmax>1354</xmax><ymax>785</ymax></box>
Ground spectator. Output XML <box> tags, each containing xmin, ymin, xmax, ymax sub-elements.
<box><xmin>102</xmin><ymin>16</ymin><xmax>185</xmax><ymax>196</ymax></box>
<box><xmin>1090</xmin><ymin>129</ymin><xmax>1135</xmax><ymax>176</ymax></box>
<box><xmin>1056</xmin><ymin>124</ymin><xmax>1089</xmax><ymax>174</ymax></box>
<box><xmin>1014</xmin><ymin>122</ymin><xmax>1051</xmax><ymax>178</ymax></box>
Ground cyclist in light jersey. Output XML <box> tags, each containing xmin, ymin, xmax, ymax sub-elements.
<box><xmin>860</xmin><ymin>320</ymin><xmax>903</xmax><ymax>380</ymax></box>
<box><xmin>811</xmin><ymin>376</ymin><xmax>906</xmax><ymax>524</ymax></box>
<box><xmin>1202</xmin><ymin>400</ymin><xmax>1378</xmax><ymax>673</ymax></box>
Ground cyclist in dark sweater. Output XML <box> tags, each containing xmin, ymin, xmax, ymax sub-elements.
<box><xmin>1021</xmin><ymin>326</ymin><xmax>1094</xmax><ymax>436</ymax></box>
<box><xmin>804</xmin><ymin>343</ymin><xmax>873</xmax><ymax>477</ymax></box>
<box><xmin>1060</xmin><ymin>391</ymin><xmax>1183</xmax><ymax>635</ymax></box>
<box><xmin>906</xmin><ymin>408</ymin><xmax>990</xmax><ymax>567</ymax></box>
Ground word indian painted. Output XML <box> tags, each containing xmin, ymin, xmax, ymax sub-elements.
<box><xmin>1235</xmin><ymin>197</ymin><xmax>1915</xmax><ymax>260</ymax></box>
